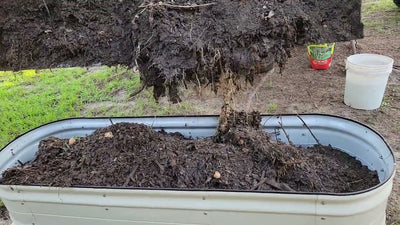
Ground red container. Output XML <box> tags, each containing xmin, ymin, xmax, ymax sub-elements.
<box><xmin>309</xmin><ymin>55</ymin><xmax>333</xmax><ymax>70</ymax></box>
<box><xmin>307</xmin><ymin>43</ymin><xmax>335</xmax><ymax>70</ymax></box>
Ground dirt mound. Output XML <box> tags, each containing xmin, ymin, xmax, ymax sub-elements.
<box><xmin>1</xmin><ymin>113</ymin><xmax>379</xmax><ymax>193</ymax></box>
<box><xmin>0</xmin><ymin>0</ymin><xmax>363</xmax><ymax>100</ymax></box>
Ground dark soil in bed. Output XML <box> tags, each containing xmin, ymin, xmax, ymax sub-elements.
<box><xmin>0</xmin><ymin>206</ymin><xmax>9</xmax><ymax>223</ymax></box>
<box><xmin>1</xmin><ymin>112</ymin><xmax>379</xmax><ymax>193</ymax></box>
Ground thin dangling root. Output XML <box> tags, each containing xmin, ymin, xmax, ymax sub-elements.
<box><xmin>215</xmin><ymin>71</ymin><xmax>238</xmax><ymax>141</ymax></box>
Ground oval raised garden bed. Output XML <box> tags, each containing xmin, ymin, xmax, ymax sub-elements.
<box><xmin>0</xmin><ymin>115</ymin><xmax>395</xmax><ymax>225</ymax></box>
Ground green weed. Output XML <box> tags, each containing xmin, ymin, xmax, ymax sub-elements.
<box><xmin>265</xmin><ymin>103</ymin><xmax>278</xmax><ymax>114</ymax></box>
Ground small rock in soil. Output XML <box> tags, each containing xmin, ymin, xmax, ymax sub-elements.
<box><xmin>68</xmin><ymin>138</ymin><xmax>76</xmax><ymax>146</ymax></box>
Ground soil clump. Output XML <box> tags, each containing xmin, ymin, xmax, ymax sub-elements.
<box><xmin>0</xmin><ymin>0</ymin><xmax>363</xmax><ymax>100</ymax></box>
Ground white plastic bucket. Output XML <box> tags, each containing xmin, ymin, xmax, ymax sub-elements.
<box><xmin>344</xmin><ymin>54</ymin><xmax>394</xmax><ymax>110</ymax></box>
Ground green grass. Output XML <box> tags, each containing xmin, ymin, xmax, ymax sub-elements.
<box><xmin>362</xmin><ymin>0</ymin><xmax>400</xmax><ymax>31</ymax></box>
<box><xmin>0</xmin><ymin>66</ymin><xmax>143</xmax><ymax>148</ymax></box>
<box><xmin>363</xmin><ymin>0</ymin><xmax>398</xmax><ymax>14</ymax></box>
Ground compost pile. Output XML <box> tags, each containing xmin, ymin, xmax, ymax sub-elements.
<box><xmin>1</xmin><ymin>112</ymin><xmax>379</xmax><ymax>193</ymax></box>
<box><xmin>0</xmin><ymin>0</ymin><xmax>363</xmax><ymax>101</ymax></box>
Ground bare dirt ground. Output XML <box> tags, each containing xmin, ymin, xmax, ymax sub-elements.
<box><xmin>247</xmin><ymin>38</ymin><xmax>400</xmax><ymax>224</ymax></box>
